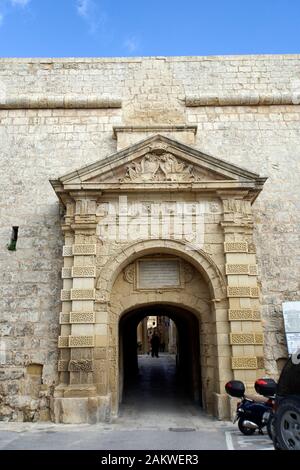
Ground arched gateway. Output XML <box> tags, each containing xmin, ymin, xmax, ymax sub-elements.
<box><xmin>51</xmin><ymin>133</ymin><xmax>267</xmax><ymax>423</ymax></box>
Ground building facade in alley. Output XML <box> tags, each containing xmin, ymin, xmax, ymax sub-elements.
<box><xmin>0</xmin><ymin>55</ymin><xmax>299</xmax><ymax>423</ymax></box>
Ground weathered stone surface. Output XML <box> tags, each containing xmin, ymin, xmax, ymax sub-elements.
<box><xmin>0</xmin><ymin>55</ymin><xmax>299</xmax><ymax>422</ymax></box>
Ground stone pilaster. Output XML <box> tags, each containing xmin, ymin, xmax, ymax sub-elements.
<box><xmin>220</xmin><ymin>193</ymin><xmax>265</xmax><ymax>392</ymax></box>
<box><xmin>54</xmin><ymin>195</ymin><xmax>111</xmax><ymax>423</ymax></box>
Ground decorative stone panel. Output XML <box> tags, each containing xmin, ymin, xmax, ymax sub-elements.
<box><xmin>69</xmin><ymin>335</ymin><xmax>94</xmax><ymax>348</ymax></box>
<box><xmin>224</xmin><ymin>242</ymin><xmax>248</xmax><ymax>253</ymax></box>
<box><xmin>72</xmin><ymin>266</ymin><xmax>96</xmax><ymax>278</ymax></box>
<box><xmin>227</xmin><ymin>286</ymin><xmax>259</xmax><ymax>298</ymax></box>
<box><xmin>58</xmin><ymin>360</ymin><xmax>69</xmax><ymax>371</ymax></box>
<box><xmin>252</xmin><ymin>310</ymin><xmax>261</xmax><ymax>320</ymax></box>
<box><xmin>60</xmin><ymin>290</ymin><xmax>71</xmax><ymax>301</ymax></box>
<box><xmin>227</xmin><ymin>286</ymin><xmax>251</xmax><ymax>297</ymax></box>
<box><xmin>70</xmin><ymin>311</ymin><xmax>95</xmax><ymax>323</ymax></box>
<box><xmin>248</xmin><ymin>265</ymin><xmax>258</xmax><ymax>276</ymax></box>
<box><xmin>257</xmin><ymin>357</ymin><xmax>265</xmax><ymax>369</ymax></box>
<box><xmin>232</xmin><ymin>357</ymin><xmax>258</xmax><ymax>369</ymax></box>
<box><xmin>226</xmin><ymin>264</ymin><xmax>249</xmax><ymax>275</ymax></box>
<box><xmin>68</xmin><ymin>360</ymin><xmax>93</xmax><ymax>372</ymax></box>
<box><xmin>254</xmin><ymin>333</ymin><xmax>264</xmax><ymax>344</ymax></box>
<box><xmin>183</xmin><ymin>263</ymin><xmax>195</xmax><ymax>283</ymax></box>
<box><xmin>228</xmin><ymin>309</ymin><xmax>261</xmax><ymax>321</ymax></box>
<box><xmin>248</xmin><ymin>243</ymin><xmax>256</xmax><ymax>253</ymax></box>
<box><xmin>72</xmin><ymin>244</ymin><xmax>96</xmax><ymax>256</ymax></box>
<box><xmin>230</xmin><ymin>333</ymin><xmax>264</xmax><ymax>345</ymax></box>
<box><xmin>70</xmin><ymin>289</ymin><xmax>95</xmax><ymax>300</ymax></box>
<box><xmin>63</xmin><ymin>245</ymin><xmax>73</xmax><ymax>257</ymax></box>
<box><xmin>123</xmin><ymin>263</ymin><xmax>135</xmax><ymax>284</ymax></box>
<box><xmin>226</xmin><ymin>264</ymin><xmax>258</xmax><ymax>275</ymax></box>
<box><xmin>61</xmin><ymin>267</ymin><xmax>72</xmax><ymax>279</ymax></box>
<box><xmin>230</xmin><ymin>333</ymin><xmax>255</xmax><ymax>344</ymax></box>
<box><xmin>59</xmin><ymin>313</ymin><xmax>70</xmax><ymax>324</ymax></box>
<box><xmin>250</xmin><ymin>287</ymin><xmax>259</xmax><ymax>298</ymax></box>
<box><xmin>58</xmin><ymin>336</ymin><xmax>69</xmax><ymax>348</ymax></box>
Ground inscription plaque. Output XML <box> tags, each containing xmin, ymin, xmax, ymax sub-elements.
<box><xmin>138</xmin><ymin>260</ymin><xmax>180</xmax><ymax>288</ymax></box>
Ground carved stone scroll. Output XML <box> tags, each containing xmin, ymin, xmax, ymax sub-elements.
<box><xmin>183</xmin><ymin>263</ymin><xmax>194</xmax><ymax>283</ymax></box>
<box><xmin>120</xmin><ymin>152</ymin><xmax>224</xmax><ymax>183</ymax></box>
<box><xmin>123</xmin><ymin>263</ymin><xmax>135</xmax><ymax>284</ymax></box>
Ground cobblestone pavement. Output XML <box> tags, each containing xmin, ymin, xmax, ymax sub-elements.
<box><xmin>0</xmin><ymin>355</ymin><xmax>274</xmax><ymax>450</ymax></box>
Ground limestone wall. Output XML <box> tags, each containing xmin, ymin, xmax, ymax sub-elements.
<box><xmin>0</xmin><ymin>55</ymin><xmax>299</xmax><ymax>420</ymax></box>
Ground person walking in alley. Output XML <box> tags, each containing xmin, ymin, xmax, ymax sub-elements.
<box><xmin>150</xmin><ymin>331</ymin><xmax>160</xmax><ymax>358</ymax></box>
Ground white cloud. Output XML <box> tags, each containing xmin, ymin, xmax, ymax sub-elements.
<box><xmin>10</xmin><ymin>0</ymin><xmax>31</xmax><ymax>6</ymax></box>
<box><xmin>0</xmin><ymin>0</ymin><xmax>30</xmax><ymax>27</ymax></box>
<box><xmin>76</xmin><ymin>0</ymin><xmax>107</xmax><ymax>35</ymax></box>
<box><xmin>124</xmin><ymin>36</ymin><xmax>139</xmax><ymax>53</ymax></box>
<box><xmin>76</xmin><ymin>0</ymin><xmax>89</xmax><ymax>18</ymax></box>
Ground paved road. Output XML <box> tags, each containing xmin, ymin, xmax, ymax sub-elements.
<box><xmin>0</xmin><ymin>355</ymin><xmax>273</xmax><ymax>450</ymax></box>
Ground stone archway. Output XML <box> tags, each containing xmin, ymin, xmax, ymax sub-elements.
<box><xmin>96</xmin><ymin>238</ymin><xmax>226</xmax><ymax>301</ymax></box>
<box><xmin>104</xmin><ymin>244</ymin><xmax>229</xmax><ymax>417</ymax></box>
<box><xmin>51</xmin><ymin>133</ymin><xmax>267</xmax><ymax>423</ymax></box>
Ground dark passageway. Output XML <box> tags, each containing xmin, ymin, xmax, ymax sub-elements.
<box><xmin>118</xmin><ymin>354</ymin><xmax>207</xmax><ymax>428</ymax></box>
<box><xmin>119</xmin><ymin>304</ymin><xmax>203</xmax><ymax>420</ymax></box>
<box><xmin>122</xmin><ymin>354</ymin><xmax>192</xmax><ymax>411</ymax></box>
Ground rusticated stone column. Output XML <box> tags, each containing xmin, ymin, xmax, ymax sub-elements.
<box><xmin>219</xmin><ymin>192</ymin><xmax>265</xmax><ymax>395</ymax></box>
<box><xmin>53</xmin><ymin>194</ymin><xmax>110</xmax><ymax>423</ymax></box>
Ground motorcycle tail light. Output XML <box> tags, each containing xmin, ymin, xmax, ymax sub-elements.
<box><xmin>256</xmin><ymin>379</ymin><xmax>267</xmax><ymax>386</ymax></box>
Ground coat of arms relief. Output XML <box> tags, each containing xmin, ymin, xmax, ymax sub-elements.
<box><xmin>120</xmin><ymin>152</ymin><xmax>220</xmax><ymax>183</ymax></box>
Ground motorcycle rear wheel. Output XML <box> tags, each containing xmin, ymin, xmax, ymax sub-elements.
<box><xmin>238</xmin><ymin>417</ymin><xmax>256</xmax><ymax>435</ymax></box>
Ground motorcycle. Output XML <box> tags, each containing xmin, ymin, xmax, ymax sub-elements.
<box><xmin>254</xmin><ymin>378</ymin><xmax>277</xmax><ymax>440</ymax></box>
<box><xmin>225</xmin><ymin>378</ymin><xmax>276</xmax><ymax>436</ymax></box>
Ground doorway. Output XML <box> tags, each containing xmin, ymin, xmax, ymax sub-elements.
<box><xmin>119</xmin><ymin>304</ymin><xmax>202</xmax><ymax>416</ymax></box>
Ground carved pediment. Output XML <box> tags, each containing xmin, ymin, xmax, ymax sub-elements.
<box><xmin>119</xmin><ymin>152</ymin><xmax>225</xmax><ymax>183</ymax></box>
<box><xmin>50</xmin><ymin>134</ymin><xmax>267</xmax><ymax>201</ymax></box>
<box><xmin>86</xmin><ymin>148</ymin><xmax>228</xmax><ymax>184</ymax></box>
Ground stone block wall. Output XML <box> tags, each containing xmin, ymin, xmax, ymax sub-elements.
<box><xmin>0</xmin><ymin>55</ymin><xmax>299</xmax><ymax>420</ymax></box>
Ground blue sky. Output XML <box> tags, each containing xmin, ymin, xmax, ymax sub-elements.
<box><xmin>0</xmin><ymin>0</ymin><xmax>299</xmax><ymax>57</ymax></box>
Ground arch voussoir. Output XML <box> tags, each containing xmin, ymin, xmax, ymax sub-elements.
<box><xmin>96</xmin><ymin>238</ymin><xmax>226</xmax><ymax>301</ymax></box>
